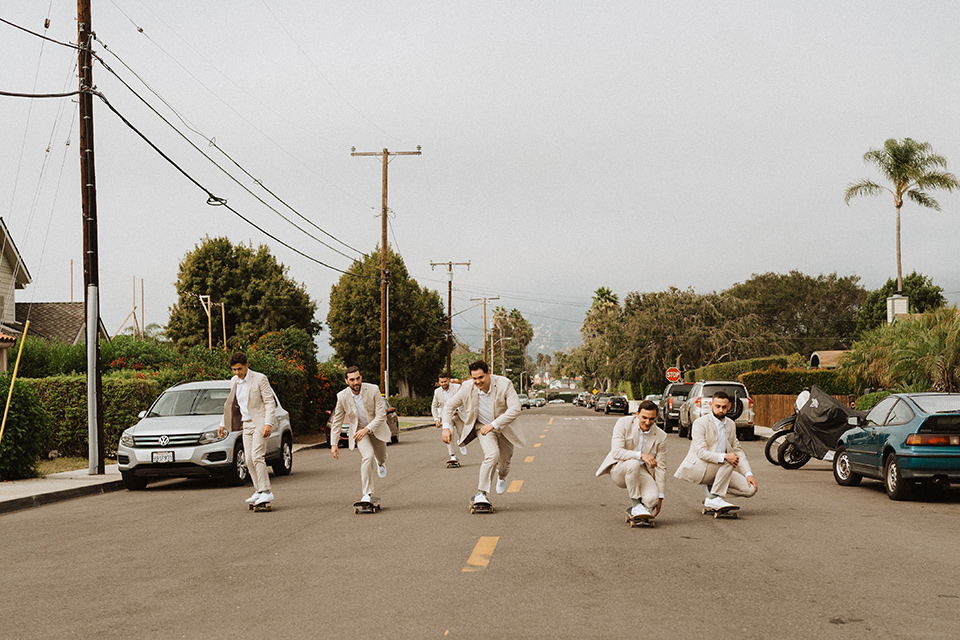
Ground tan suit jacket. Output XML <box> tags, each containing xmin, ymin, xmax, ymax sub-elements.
<box><xmin>596</xmin><ymin>415</ymin><xmax>668</xmax><ymax>496</ymax></box>
<box><xmin>674</xmin><ymin>414</ymin><xmax>753</xmax><ymax>483</ymax></box>
<box><xmin>328</xmin><ymin>382</ymin><xmax>389</xmax><ymax>450</ymax></box>
<box><xmin>221</xmin><ymin>370</ymin><xmax>277</xmax><ymax>432</ymax></box>
<box><xmin>432</xmin><ymin>383</ymin><xmax>463</xmax><ymax>427</ymax></box>
<box><xmin>442</xmin><ymin>375</ymin><xmax>524</xmax><ymax>448</ymax></box>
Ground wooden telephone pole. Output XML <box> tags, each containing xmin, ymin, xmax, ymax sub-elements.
<box><xmin>78</xmin><ymin>0</ymin><xmax>105</xmax><ymax>474</ymax></box>
<box><xmin>470</xmin><ymin>296</ymin><xmax>499</xmax><ymax>364</ymax></box>
<box><xmin>430</xmin><ymin>261</ymin><xmax>470</xmax><ymax>375</ymax></box>
<box><xmin>350</xmin><ymin>146</ymin><xmax>421</xmax><ymax>395</ymax></box>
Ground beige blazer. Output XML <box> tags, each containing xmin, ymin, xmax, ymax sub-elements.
<box><xmin>431</xmin><ymin>383</ymin><xmax>463</xmax><ymax>427</ymax></box>
<box><xmin>221</xmin><ymin>370</ymin><xmax>277</xmax><ymax>431</ymax></box>
<box><xmin>596</xmin><ymin>415</ymin><xmax>668</xmax><ymax>496</ymax></box>
<box><xmin>442</xmin><ymin>374</ymin><xmax>524</xmax><ymax>448</ymax></box>
<box><xmin>328</xmin><ymin>382</ymin><xmax>389</xmax><ymax>449</ymax></box>
<box><xmin>674</xmin><ymin>414</ymin><xmax>753</xmax><ymax>483</ymax></box>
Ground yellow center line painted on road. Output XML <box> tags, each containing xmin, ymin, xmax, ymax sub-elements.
<box><xmin>462</xmin><ymin>536</ymin><xmax>499</xmax><ymax>573</ymax></box>
<box><xmin>548</xmin><ymin>418</ymin><xmax>554</xmax><ymax>425</ymax></box>
<box><xmin>524</xmin><ymin>456</ymin><xmax>534</xmax><ymax>462</ymax></box>
<box><xmin>539</xmin><ymin>435</ymin><xmax>546</xmax><ymax>439</ymax></box>
<box><xmin>534</xmin><ymin>443</ymin><xmax>541</xmax><ymax>448</ymax></box>
<box><xmin>507</xmin><ymin>480</ymin><xmax>523</xmax><ymax>493</ymax></box>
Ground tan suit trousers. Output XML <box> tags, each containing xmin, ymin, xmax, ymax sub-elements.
<box><xmin>358</xmin><ymin>433</ymin><xmax>388</xmax><ymax>496</ymax></box>
<box><xmin>702</xmin><ymin>462</ymin><xmax>756</xmax><ymax>498</ymax></box>
<box><xmin>477</xmin><ymin>427</ymin><xmax>514</xmax><ymax>494</ymax></box>
<box><xmin>609</xmin><ymin>459</ymin><xmax>659</xmax><ymax>508</ymax></box>
<box><xmin>444</xmin><ymin>421</ymin><xmax>462</xmax><ymax>457</ymax></box>
<box><xmin>242</xmin><ymin>420</ymin><xmax>270</xmax><ymax>493</ymax></box>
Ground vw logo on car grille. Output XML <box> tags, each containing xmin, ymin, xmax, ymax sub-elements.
<box><xmin>159</xmin><ymin>435</ymin><xmax>170</xmax><ymax>446</ymax></box>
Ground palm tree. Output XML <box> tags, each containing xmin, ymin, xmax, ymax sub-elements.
<box><xmin>845</xmin><ymin>138</ymin><xmax>959</xmax><ymax>293</ymax></box>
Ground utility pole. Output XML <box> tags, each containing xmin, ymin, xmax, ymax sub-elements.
<box><xmin>220</xmin><ymin>302</ymin><xmax>227</xmax><ymax>351</ymax></box>
<box><xmin>470</xmin><ymin>296</ymin><xmax>498</xmax><ymax>364</ymax></box>
<box><xmin>78</xmin><ymin>0</ymin><xmax>104</xmax><ymax>475</ymax></box>
<box><xmin>430</xmin><ymin>260</ymin><xmax>470</xmax><ymax>375</ymax></box>
<box><xmin>351</xmin><ymin>146</ymin><xmax>421</xmax><ymax>394</ymax></box>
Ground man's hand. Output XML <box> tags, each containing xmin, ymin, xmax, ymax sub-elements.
<box><xmin>331</xmin><ymin>444</ymin><xmax>339</xmax><ymax>460</ymax></box>
<box><xmin>435</xmin><ymin>418</ymin><xmax>442</xmax><ymax>428</ymax></box>
<box><xmin>747</xmin><ymin>475</ymin><xmax>759</xmax><ymax>492</ymax></box>
<box><xmin>441</xmin><ymin>427</ymin><xmax>452</xmax><ymax>444</ymax></box>
<box><xmin>640</xmin><ymin>451</ymin><xmax>657</xmax><ymax>468</ymax></box>
<box><xmin>724</xmin><ymin>452</ymin><xmax>740</xmax><ymax>467</ymax></box>
<box><xmin>479</xmin><ymin>423</ymin><xmax>494</xmax><ymax>436</ymax></box>
<box><xmin>262</xmin><ymin>424</ymin><xmax>272</xmax><ymax>438</ymax></box>
<box><xmin>651</xmin><ymin>498</ymin><xmax>663</xmax><ymax>517</ymax></box>
<box><xmin>218</xmin><ymin>426</ymin><xmax>226</xmax><ymax>438</ymax></box>
<box><xmin>354</xmin><ymin>427</ymin><xmax>370</xmax><ymax>442</ymax></box>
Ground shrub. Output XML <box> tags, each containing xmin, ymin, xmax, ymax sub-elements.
<box><xmin>0</xmin><ymin>373</ymin><xmax>54</xmax><ymax>480</ymax></box>
<box><xmin>738</xmin><ymin>368</ymin><xmax>854</xmax><ymax>395</ymax></box>
<box><xmin>388</xmin><ymin>396</ymin><xmax>432</xmax><ymax>416</ymax></box>
<box><xmin>9</xmin><ymin>336</ymin><xmax>86</xmax><ymax>378</ymax></box>
<box><xmin>685</xmin><ymin>355</ymin><xmax>805</xmax><ymax>383</ymax></box>
<box><xmin>102</xmin><ymin>335</ymin><xmax>180</xmax><ymax>372</ymax></box>
<box><xmin>855</xmin><ymin>391</ymin><xmax>893</xmax><ymax>411</ymax></box>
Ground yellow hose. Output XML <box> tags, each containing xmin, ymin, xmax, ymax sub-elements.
<box><xmin>0</xmin><ymin>320</ymin><xmax>30</xmax><ymax>446</ymax></box>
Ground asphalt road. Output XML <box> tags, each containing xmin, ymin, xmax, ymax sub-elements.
<box><xmin>2</xmin><ymin>404</ymin><xmax>959</xmax><ymax>639</ymax></box>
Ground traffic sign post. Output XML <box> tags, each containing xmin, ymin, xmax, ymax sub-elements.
<box><xmin>665</xmin><ymin>367</ymin><xmax>681</xmax><ymax>383</ymax></box>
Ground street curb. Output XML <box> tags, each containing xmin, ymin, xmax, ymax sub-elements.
<box><xmin>0</xmin><ymin>479</ymin><xmax>126</xmax><ymax>515</ymax></box>
<box><xmin>294</xmin><ymin>422</ymin><xmax>434</xmax><ymax>452</ymax></box>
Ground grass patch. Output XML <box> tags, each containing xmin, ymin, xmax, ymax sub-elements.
<box><xmin>36</xmin><ymin>456</ymin><xmax>88</xmax><ymax>476</ymax></box>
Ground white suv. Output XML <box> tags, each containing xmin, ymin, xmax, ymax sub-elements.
<box><xmin>677</xmin><ymin>380</ymin><xmax>755</xmax><ymax>441</ymax></box>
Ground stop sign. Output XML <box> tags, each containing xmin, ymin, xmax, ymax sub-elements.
<box><xmin>665</xmin><ymin>367</ymin><xmax>681</xmax><ymax>382</ymax></box>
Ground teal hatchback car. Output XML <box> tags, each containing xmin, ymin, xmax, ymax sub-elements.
<box><xmin>833</xmin><ymin>393</ymin><xmax>960</xmax><ymax>500</ymax></box>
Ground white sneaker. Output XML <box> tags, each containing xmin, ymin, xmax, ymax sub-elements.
<box><xmin>472</xmin><ymin>491</ymin><xmax>488</xmax><ymax>504</ymax></box>
<box><xmin>254</xmin><ymin>491</ymin><xmax>274</xmax><ymax>505</ymax></box>
<box><xmin>361</xmin><ymin>493</ymin><xmax>373</xmax><ymax>504</ymax></box>
<box><xmin>450</xmin><ymin>454</ymin><xmax>458</xmax><ymax>461</ymax></box>
<box><xmin>630</xmin><ymin>503</ymin><xmax>652</xmax><ymax>518</ymax></box>
<box><xmin>496</xmin><ymin>478</ymin><xmax>508</xmax><ymax>494</ymax></box>
<box><xmin>460</xmin><ymin>446</ymin><xmax>468</xmax><ymax>456</ymax></box>
<box><xmin>704</xmin><ymin>496</ymin><xmax>734</xmax><ymax>510</ymax></box>
<box><xmin>245</xmin><ymin>491</ymin><xmax>260</xmax><ymax>504</ymax></box>
<box><xmin>377</xmin><ymin>463</ymin><xmax>387</xmax><ymax>478</ymax></box>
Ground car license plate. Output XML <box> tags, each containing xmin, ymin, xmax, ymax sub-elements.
<box><xmin>152</xmin><ymin>451</ymin><xmax>174</xmax><ymax>463</ymax></box>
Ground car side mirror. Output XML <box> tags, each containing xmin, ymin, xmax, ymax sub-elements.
<box><xmin>138</xmin><ymin>411</ymin><xmax>146</xmax><ymax>419</ymax></box>
<box><xmin>847</xmin><ymin>415</ymin><xmax>862</xmax><ymax>427</ymax></box>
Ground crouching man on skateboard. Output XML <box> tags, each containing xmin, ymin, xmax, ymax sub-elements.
<box><xmin>596</xmin><ymin>400</ymin><xmax>667</xmax><ymax>521</ymax></box>
<box><xmin>441</xmin><ymin>360</ymin><xmax>524</xmax><ymax>509</ymax></box>
<box><xmin>329</xmin><ymin>367</ymin><xmax>391</xmax><ymax>507</ymax></box>
<box><xmin>674</xmin><ymin>391</ymin><xmax>758</xmax><ymax>514</ymax></box>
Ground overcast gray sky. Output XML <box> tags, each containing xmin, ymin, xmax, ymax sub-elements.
<box><xmin>3</xmin><ymin>1</ymin><xmax>959</xmax><ymax>358</ymax></box>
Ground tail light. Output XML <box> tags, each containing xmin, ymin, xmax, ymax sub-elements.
<box><xmin>748</xmin><ymin>398</ymin><xmax>754</xmax><ymax>409</ymax></box>
<box><xmin>906</xmin><ymin>434</ymin><xmax>960</xmax><ymax>446</ymax></box>
<box><xmin>695</xmin><ymin>397</ymin><xmax>702</xmax><ymax>407</ymax></box>
<box><xmin>668</xmin><ymin>398</ymin><xmax>674</xmax><ymax>409</ymax></box>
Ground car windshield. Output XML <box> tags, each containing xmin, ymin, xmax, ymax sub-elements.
<box><xmin>147</xmin><ymin>388</ymin><xmax>231</xmax><ymax>417</ymax></box>
<box><xmin>910</xmin><ymin>395</ymin><xmax>960</xmax><ymax>414</ymax></box>
<box><xmin>703</xmin><ymin>385</ymin><xmax>747</xmax><ymax>400</ymax></box>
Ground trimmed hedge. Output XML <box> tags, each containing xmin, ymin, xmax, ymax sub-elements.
<box><xmin>685</xmin><ymin>355</ymin><xmax>805</xmax><ymax>383</ymax></box>
<box><xmin>855</xmin><ymin>390</ymin><xmax>892</xmax><ymax>411</ymax></box>
<box><xmin>0</xmin><ymin>374</ymin><xmax>53</xmax><ymax>480</ymax></box>
<box><xmin>388</xmin><ymin>396</ymin><xmax>433</xmax><ymax>417</ymax></box>
<box><xmin>739</xmin><ymin>368</ymin><xmax>854</xmax><ymax>395</ymax></box>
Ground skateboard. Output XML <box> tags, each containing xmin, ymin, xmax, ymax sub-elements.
<box><xmin>249</xmin><ymin>501</ymin><xmax>272</xmax><ymax>512</ymax></box>
<box><xmin>702</xmin><ymin>505</ymin><xmax>740</xmax><ymax>519</ymax></box>
<box><xmin>446</xmin><ymin>459</ymin><xmax>461</xmax><ymax>468</ymax></box>
<box><xmin>624</xmin><ymin>508</ymin><xmax>655</xmax><ymax>528</ymax></box>
<box><xmin>354</xmin><ymin>499</ymin><xmax>381</xmax><ymax>514</ymax></box>
<box><xmin>469</xmin><ymin>500</ymin><xmax>494</xmax><ymax>514</ymax></box>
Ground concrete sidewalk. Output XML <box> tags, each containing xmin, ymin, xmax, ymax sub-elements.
<box><xmin>0</xmin><ymin>420</ymin><xmax>770</xmax><ymax>515</ymax></box>
<box><xmin>0</xmin><ymin>418</ymin><xmax>434</xmax><ymax>515</ymax></box>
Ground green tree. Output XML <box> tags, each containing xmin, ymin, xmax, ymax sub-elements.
<box><xmin>726</xmin><ymin>271</ymin><xmax>866</xmax><ymax>355</ymax></box>
<box><xmin>327</xmin><ymin>248</ymin><xmax>446</xmax><ymax>397</ymax></box>
<box><xmin>166</xmin><ymin>237</ymin><xmax>321</xmax><ymax>349</ymax></box>
<box><xmin>855</xmin><ymin>271</ymin><xmax>946</xmax><ymax>336</ymax></box>
<box><xmin>844</xmin><ymin>138</ymin><xmax>959</xmax><ymax>293</ymax></box>
<box><xmin>489</xmin><ymin>307</ymin><xmax>535</xmax><ymax>389</ymax></box>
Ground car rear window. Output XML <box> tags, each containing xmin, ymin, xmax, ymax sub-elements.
<box><xmin>911</xmin><ymin>395</ymin><xmax>960</xmax><ymax>414</ymax></box>
<box><xmin>702</xmin><ymin>384</ymin><xmax>748</xmax><ymax>400</ymax></box>
<box><xmin>670</xmin><ymin>384</ymin><xmax>693</xmax><ymax>397</ymax></box>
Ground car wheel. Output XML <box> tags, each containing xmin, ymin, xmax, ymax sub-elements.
<box><xmin>121</xmin><ymin>470</ymin><xmax>147</xmax><ymax>491</ymax></box>
<box><xmin>737</xmin><ymin>427</ymin><xmax>755</xmax><ymax>441</ymax></box>
<box><xmin>884</xmin><ymin>453</ymin><xmax>914</xmax><ymax>500</ymax></box>
<box><xmin>764</xmin><ymin>429</ymin><xmax>792</xmax><ymax>466</ymax></box>
<box><xmin>224</xmin><ymin>443</ymin><xmax>250</xmax><ymax>486</ymax></box>
<box><xmin>662</xmin><ymin>420</ymin><xmax>673</xmax><ymax>434</ymax></box>
<box><xmin>727</xmin><ymin>398</ymin><xmax>745</xmax><ymax>421</ymax></box>
<box><xmin>777</xmin><ymin>440</ymin><xmax>811</xmax><ymax>470</ymax></box>
<box><xmin>604</xmin><ymin>406</ymin><xmax>610</xmax><ymax>414</ymax></box>
<box><xmin>677</xmin><ymin>423</ymin><xmax>688</xmax><ymax>439</ymax></box>
<box><xmin>271</xmin><ymin>436</ymin><xmax>293</xmax><ymax>476</ymax></box>
<box><xmin>391</xmin><ymin>434</ymin><xmax>399</xmax><ymax>444</ymax></box>
<box><xmin>832</xmin><ymin>447</ymin><xmax>861</xmax><ymax>486</ymax></box>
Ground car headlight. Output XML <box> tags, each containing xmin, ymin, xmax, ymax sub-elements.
<box><xmin>120</xmin><ymin>430</ymin><xmax>135</xmax><ymax>447</ymax></box>
<box><xmin>198</xmin><ymin>429</ymin><xmax>226</xmax><ymax>445</ymax></box>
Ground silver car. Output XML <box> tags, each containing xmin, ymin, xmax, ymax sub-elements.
<box><xmin>677</xmin><ymin>380</ymin><xmax>755</xmax><ymax>441</ymax></box>
<box><xmin>117</xmin><ymin>380</ymin><xmax>294</xmax><ymax>490</ymax></box>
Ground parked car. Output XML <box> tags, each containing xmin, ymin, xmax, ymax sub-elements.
<box><xmin>548</xmin><ymin>398</ymin><xmax>565</xmax><ymax>404</ymax></box>
<box><xmin>677</xmin><ymin>381</ymin><xmax>755</xmax><ymax>441</ymax></box>
<box><xmin>594</xmin><ymin>393</ymin><xmax>614</xmax><ymax>412</ymax></box>
<box><xmin>339</xmin><ymin>398</ymin><xmax>400</xmax><ymax>446</ymax></box>
<box><xmin>657</xmin><ymin>382</ymin><xmax>694</xmax><ymax>433</ymax></box>
<box><xmin>531</xmin><ymin>396</ymin><xmax>546</xmax><ymax>407</ymax></box>
<box><xmin>575</xmin><ymin>392</ymin><xmax>590</xmax><ymax>406</ymax></box>
<box><xmin>517</xmin><ymin>394</ymin><xmax>531</xmax><ymax>409</ymax></box>
<box><xmin>117</xmin><ymin>380</ymin><xmax>294</xmax><ymax>491</ymax></box>
<box><xmin>833</xmin><ymin>393</ymin><xmax>960</xmax><ymax>500</ymax></box>
<box><xmin>644</xmin><ymin>394</ymin><xmax>662</xmax><ymax>402</ymax></box>
<box><xmin>605</xmin><ymin>395</ymin><xmax>629</xmax><ymax>414</ymax></box>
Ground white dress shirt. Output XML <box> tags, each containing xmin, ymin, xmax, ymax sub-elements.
<box><xmin>477</xmin><ymin>386</ymin><xmax>497</xmax><ymax>429</ymax></box>
<box><xmin>352</xmin><ymin>391</ymin><xmax>369</xmax><ymax>429</ymax></box>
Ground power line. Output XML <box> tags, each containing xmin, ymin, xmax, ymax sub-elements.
<box><xmin>0</xmin><ymin>16</ymin><xmax>78</xmax><ymax>50</ymax></box>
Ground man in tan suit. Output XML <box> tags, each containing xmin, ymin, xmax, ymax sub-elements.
<box><xmin>328</xmin><ymin>366</ymin><xmax>391</xmax><ymax>503</ymax></box>
<box><xmin>596</xmin><ymin>400</ymin><xmax>667</xmax><ymax>519</ymax></box>
<box><xmin>674</xmin><ymin>391</ymin><xmax>758</xmax><ymax>511</ymax></box>
<box><xmin>219</xmin><ymin>352</ymin><xmax>278</xmax><ymax>508</ymax></box>
<box><xmin>432</xmin><ymin>372</ymin><xmax>466</xmax><ymax>465</ymax></box>
<box><xmin>441</xmin><ymin>360</ymin><xmax>524</xmax><ymax>506</ymax></box>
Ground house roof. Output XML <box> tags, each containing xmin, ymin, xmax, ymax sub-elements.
<box><xmin>0</xmin><ymin>218</ymin><xmax>32</xmax><ymax>288</ymax></box>
<box><xmin>810</xmin><ymin>350</ymin><xmax>847</xmax><ymax>369</ymax></box>
<box><xmin>15</xmin><ymin>302</ymin><xmax>110</xmax><ymax>344</ymax></box>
